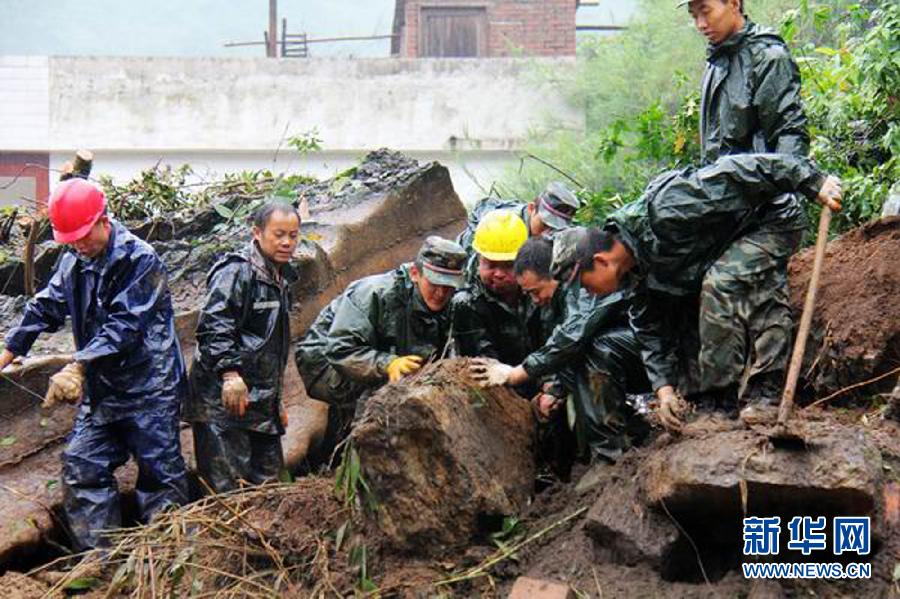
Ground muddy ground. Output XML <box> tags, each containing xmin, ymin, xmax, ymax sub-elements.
<box><xmin>789</xmin><ymin>216</ymin><xmax>900</xmax><ymax>400</ymax></box>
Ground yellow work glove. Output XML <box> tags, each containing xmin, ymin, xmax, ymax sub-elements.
<box><xmin>221</xmin><ymin>373</ymin><xmax>249</xmax><ymax>418</ymax></box>
<box><xmin>43</xmin><ymin>362</ymin><xmax>85</xmax><ymax>408</ymax></box>
<box><xmin>386</xmin><ymin>355</ymin><xmax>423</xmax><ymax>382</ymax></box>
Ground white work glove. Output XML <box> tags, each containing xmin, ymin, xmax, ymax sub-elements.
<box><xmin>469</xmin><ymin>358</ymin><xmax>515</xmax><ymax>388</ymax></box>
<box><xmin>221</xmin><ymin>372</ymin><xmax>249</xmax><ymax>418</ymax></box>
<box><xmin>43</xmin><ymin>362</ymin><xmax>85</xmax><ymax>408</ymax></box>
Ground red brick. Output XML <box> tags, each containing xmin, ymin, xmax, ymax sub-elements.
<box><xmin>508</xmin><ymin>577</ymin><xmax>575</xmax><ymax>599</ymax></box>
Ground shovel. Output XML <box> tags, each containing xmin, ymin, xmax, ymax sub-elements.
<box><xmin>770</xmin><ymin>206</ymin><xmax>832</xmax><ymax>440</ymax></box>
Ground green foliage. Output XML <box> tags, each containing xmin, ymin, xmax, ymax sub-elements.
<box><xmin>99</xmin><ymin>164</ymin><xmax>316</xmax><ymax>225</ymax></box>
<box><xmin>287</xmin><ymin>128</ymin><xmax>323</xmax><ymax>155</ymax></box>
<box><xmin>508</xmin><ymin>0</ymin><xmax>897</xmax><ymax>240</ymax></box>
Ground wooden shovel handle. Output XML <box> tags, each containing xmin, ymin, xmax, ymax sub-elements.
<box><xmin>778</xmin><ymin>206</ymin><xmax>832</xmax><ymax>424</ymax></box>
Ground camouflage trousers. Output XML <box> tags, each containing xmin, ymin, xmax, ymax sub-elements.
<box><xmin>698</xmin><ymin>227</ymin><xmax>803</xmax><ymax>395</ymax></box>
<box><xmin>192</xmin><ymin>422</ymin><xmax>284</xmax><ymax>494</ymax></box>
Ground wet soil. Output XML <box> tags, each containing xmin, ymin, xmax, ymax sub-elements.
<box><xmin>789</xmin><ymin>216</ymin><xmax>900</xmax><ymax>399</ymax></box>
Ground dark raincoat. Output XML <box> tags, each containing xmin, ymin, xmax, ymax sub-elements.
<box><xmin>325</xmin><ymin>264</ymin><xmax>451</xmax><ymax>384</ymax></box>
<box><xmin>3</xmin><ymin>220</ymin><xmax>189</xmax><ymax>549</ymax></box>
<box><xmin>700</xmin><ymin>21</ymin><xmax>809</xmax><ymax>164</ymax></box>
<box><xmin>185</xmin><ymin>241</ymin><xmax>295</xmax><ymax>491</ymax></box>
<box><xmin>186</xmin><ymin>242</ymin><xmax>295</xmax><ymax>436</ymax></box>
<box><xmin>451</xmin><ymin>275</ymin><xmax>541</xmax><ymax>368</ymax></box>
<box><xmin>606</xmin><ymin>153</ymin><xmax>824</xmax><ymax>392</ymax></box>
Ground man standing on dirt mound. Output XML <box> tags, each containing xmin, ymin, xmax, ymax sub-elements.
<box><xmin>0</xmin><ymin>179</ymin><xmax>189</xmax><ymax>550</ymax></box>
<box><xmin>295</xmin><ymin>236</ymin><xmax>467</xmax><ymax>470</ymax></box>
<box><xmin>184</xmin><ymin>201</ymin><xmax>301</xmax><ymax>493</ymax></box>
<box><xmin>548</xmin><ymin>153</ymin><xmax>843</xmax><ymax>432</ymax></box>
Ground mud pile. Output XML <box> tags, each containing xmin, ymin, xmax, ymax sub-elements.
<box><xmin>788</xmin><ymin>216</ymin><xmax>900</xmax><ymax>399</ymax></box>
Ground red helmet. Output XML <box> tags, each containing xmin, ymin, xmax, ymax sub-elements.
<box><xmin>48</xmin><ymin>179</ymin><xmax>107</xmax><ymax>243</ymax></box>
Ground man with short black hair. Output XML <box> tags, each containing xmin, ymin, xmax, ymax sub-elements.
<box><xmin>550</xmin><ymin>154</ymin><xmax>842</xmax><ymax>430</ymax></box>
<box><xmin>185</xmin><ymin>200</ymin><xmax>302</xmax><ymax>492</ymax></box>
<box><xmin>680</xmin><ymin>0</ymin><xmax>808</xmax><ymax>162</ymax></box>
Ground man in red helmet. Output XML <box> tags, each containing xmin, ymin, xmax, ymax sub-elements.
<box><xmin>0</xmin><ymin>178</ymin><xmax>189</xmax><ymax>550</ymax></box>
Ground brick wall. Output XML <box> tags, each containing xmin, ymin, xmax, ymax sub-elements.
<box><xmin>400</xmin><ymin>0</ymin><xmax>576</xmax><ymax>58</ymax></box>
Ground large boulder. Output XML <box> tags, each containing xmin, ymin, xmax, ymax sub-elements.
<box><xmin>352</xmin><ymin>359</ymin><xmax>536</xmax><ymax>554</ymax></box>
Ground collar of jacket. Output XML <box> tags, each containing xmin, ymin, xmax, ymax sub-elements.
<box><xmin>707</xmin><ymin>20</ymin><xmax>756</xmax><ymax>59</ymax></box>
<box><xmin>247</xmin><ymin>240</ymin><xmax>296</xmax><ymax>288</ymax></box>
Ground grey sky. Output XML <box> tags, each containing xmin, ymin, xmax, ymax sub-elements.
<box><xmin>1</xmin><ymin>0</ymin><xmax>637</xmax><ymax>58</ymax></box>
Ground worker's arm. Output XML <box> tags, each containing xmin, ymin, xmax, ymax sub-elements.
<box><xmin>3</xmin><ymin>258</ymin><xmax>71</xmax><ymax>359</ymax></box>
<box><xmin>325</xmin><ymin>282</ymin><xmax>396</xmax><ymax>384</ymax></box>
<box><xmin>73</xmin><ymin>252</ymin><xmax>169</xmax><ymax>365</ymax></box>
<box><xmin>629</xmin><ymin>287</ymin><xmax>679</xmax><ymax>394</ymax></box>
<box><xmin>695</xmin><ymin>153</ymin><xmax>825</xmax><ymax>206</ymax></box>
<box><xmin>521</xmin><ymin>288</ymin><xmax>627</xmax><ymax>381</ymax></box>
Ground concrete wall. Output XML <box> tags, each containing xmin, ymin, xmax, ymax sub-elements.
<box><xmin>1</xmin><ymin>55</ymin><xmax>580</xmax><ymax>205</ymax></box>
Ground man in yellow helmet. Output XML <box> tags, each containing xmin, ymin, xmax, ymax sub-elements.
<box><xmin>295</xmin><ymin>236</ymin><xmax>467</xmax><ymax>470</ymax></box>
<box><xmin>451</xmin><ymin>210</ymin><xmax>541</xmax><ymax>370</ymax></box>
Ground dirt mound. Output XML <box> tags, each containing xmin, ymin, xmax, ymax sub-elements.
<box><xmin>352</xmin><ymin>358</ymin><xmax>536</xmax><ymax>555</ymax></box>
<box><xmin>788</xmin><ymin>216</ymin><xmax>900</xmax><ymax>398</ymax></box>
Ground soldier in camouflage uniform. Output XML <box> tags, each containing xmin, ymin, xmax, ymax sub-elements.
<box><xmin>550</xmin><ymin>154</ymin><xmax>842</xmax><ymax>430</ymax></box>
<box><xmin>185</xmin><ymin>202</ymin><xmax>300</xmax><ymax>493</ymax></box>
<box><xmin>472</xmin><ymin>237</ymin><xmax>648</xmax><ymax>466</ymax></box>
<box><xmin>295</xmin><ymin>236</ymin><xmax>467</xmax><ymax>468</ymax></box>
<box><xmin>679</xmin><ymin>0</ymin><xmax>812</xmax><ymax>400</ymax></box>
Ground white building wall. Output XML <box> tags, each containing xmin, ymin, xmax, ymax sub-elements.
<box><xmin>0</xmin><ymin>56</ymin><xmax>49</xmax><ymax>150</ymax></box>
<box><xmin>7</xmin><ymin>56</ymin><xmax>581</xmax><ymax>204</ymax></box>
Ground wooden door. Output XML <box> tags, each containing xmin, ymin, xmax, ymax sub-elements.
<box><xmin>419</xmin><ymin>7</ymin><xmax>488</xmax><ymax>57</ymax></box>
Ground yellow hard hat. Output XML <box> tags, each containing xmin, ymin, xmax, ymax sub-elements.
<box><xmin>472</xmin><ymin>209</ymin><xmax>528</xmax><ymax>261</ymax></box>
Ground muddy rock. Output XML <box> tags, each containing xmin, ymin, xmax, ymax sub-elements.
<box><xmin>789</xmin><ymin>217</ymin><xmax>900</xmax><ymax>397</ymax></box>
<box><xmin>352</xmin><ymin>359</ymin><xmax>536</xmax><ymax>554</ymax></box>
<box><xmin>583</xmin><ymin>461</ymin><xmax>680</xmax><ymax>571</ymax></box>
<box><xmin>640</xmin><ymin>421</ymin><xmax>880</xmax><ymax>517</ymax></box>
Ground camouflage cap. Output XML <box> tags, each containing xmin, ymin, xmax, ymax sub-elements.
<box><xmin>537</xmin><ymin>182</ymin><xmax>581</xmax><ymax>231</ymax></box>
<box><xmin>549</xmin><ymin>226</ymin><xmax>591</xmax><ymax>283</ymax></box>
<box><xmin>417</xmin><ymin>236</ymin><xmax>467</xmax><ymax>288</ymax></box>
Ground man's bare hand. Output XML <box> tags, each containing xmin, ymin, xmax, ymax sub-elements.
<box><xmin>817</xmin><ymin>175</ymin><xmax>843</xmax><ymax>212</ymax></box>
<box><xmin>655</xmin><ymin>385</ymin><xmax>688</xmax><ymax>433</ymax></box>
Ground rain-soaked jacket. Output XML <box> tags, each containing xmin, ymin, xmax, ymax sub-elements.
<box><xmin>324</xmin><ymin>264</ymin><xmax>451</xmax><ymax>384</ymax></box>
<box><xmin>700</xmin><ymin>21</ymin><xmax>808</xmax><ymax>164</ymax></box>
<box><xmin>4</xmin><ymin>220</ymin><xmax>186</xmax><ymax>423</ymax></box>
<box><xmin>451</xmin><ymin>276</ymin><xmax>541</xmax><ymax>367</ymax></box>
<box><xmin>606</xmin><ymin>153</ymin><xmax>824</xmax><ymax>391</ymax></box>
<box><xmin>522</xmin><ymin>284</ymin><xmax>633</xmax><ymax>380</ymax></box>
<box><xmin>185</xmin><ymin>241</ymin><xmax>295</xmax><ymax>435</ymax></box>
